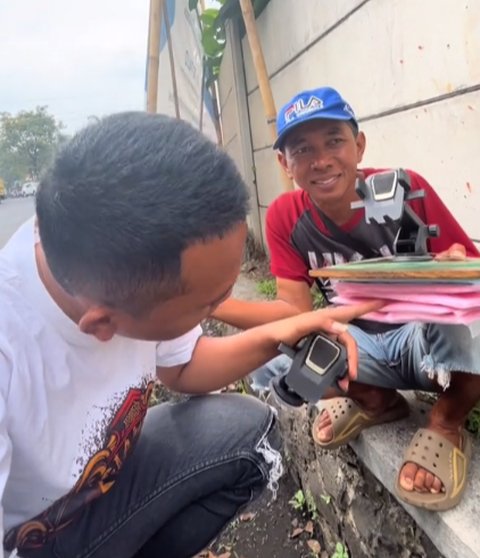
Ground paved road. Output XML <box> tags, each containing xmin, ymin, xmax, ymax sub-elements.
<box><xmin>0</xmin><ymin>197</ymin><xmax>35</xmax><ymax>248</ymax></box>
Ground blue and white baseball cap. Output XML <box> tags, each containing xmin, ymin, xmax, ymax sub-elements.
<box><xmin>273</xmin><ymin>87</ymin><xmax>358</xmax><ymax>150</ymax></box>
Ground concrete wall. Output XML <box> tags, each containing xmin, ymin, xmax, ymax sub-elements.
<box><xmin>218</xmin><ymin>23</ymin><xmax>263</xmax><ymax>243</ymax></box>
<box><xmin>218</xmin><ymin>0</ymin><xmax>480</xmax><ymax>246</ymax></box>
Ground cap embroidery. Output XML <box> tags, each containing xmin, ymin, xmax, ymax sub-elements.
<box><xmin>284</xmin><ymin>96</ymin><xmax>323</xmax><ymax>123</ymax></box>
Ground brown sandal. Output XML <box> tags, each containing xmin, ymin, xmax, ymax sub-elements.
<box><xmin>312</xmin><ymin>394</ymin><xmax>410</xmax><ymax>450</ymax></box>
<box><xmin>395</xmin><ymin>428</ymin><xmax>472</xmax><ymax>511</ymax></box>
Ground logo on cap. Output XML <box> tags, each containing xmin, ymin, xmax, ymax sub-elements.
<box><xmin>284</xmin><ymin>95</ymin><xmax>323</xmax><ymax>123</ymax></box>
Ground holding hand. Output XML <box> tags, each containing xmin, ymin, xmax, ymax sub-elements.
<box><xmin>272</xmin><ymin>300</ymin><xmax>385</xmax><ymax>392</ymax></box>
<box><xmin>435</xmin><ymin>243</ymin><xmax>466</xmax><ymax>261</ymax></box>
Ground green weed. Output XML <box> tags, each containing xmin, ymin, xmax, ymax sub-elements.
<box><xmin>332</xmin><ymin>542</ymin><xmax>349</xmax><ymax>558</ymax></box>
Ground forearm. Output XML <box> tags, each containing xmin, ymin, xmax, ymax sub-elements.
<box><xmin>211</xmin><ymin>297</ymin><xmax>303</xmax><ymax>329</ymax></box>
<box><xmin>157</xmin><ymin>299</ymin><xmax>383</xmax><ymax>394</ymax></box>
<box><xmin>166</xmin><ymin>331</ymin><xmax>278</xmax><ymax>393</ymax></box>
<box><xmin>162</xmin><ymin>313</ymin><xmax>328</xmax><ymax>393</ymax></box>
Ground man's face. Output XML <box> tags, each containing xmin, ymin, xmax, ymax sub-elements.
<box><xmin>278</xmin><ymin>119</ymin><xmax>366</xmax><ymax>208</ymax></box>
<box><xmin>112</xmin><ymin>222</ymin><xmax>247</xmax><ymax>341</ymax></box>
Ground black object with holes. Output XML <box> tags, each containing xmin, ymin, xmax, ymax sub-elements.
<box><xmin>271</xmin><ymin>332</ymin><xmax>348</xmax><ymax>406</ymax></box>
<box><xmin>316</xmin><ymin>169</ymin><xmax>440</xmax><ymax>262</ymax></box>
<box><xmin>352</xmin><ymin>168</ymin><xmax>440</xmax><ymax>260</ymax></box>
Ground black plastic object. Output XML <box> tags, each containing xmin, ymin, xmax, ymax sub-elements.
<box><xmin>352</xmin><ymin>169</ymin><xmax>440</xmax><ymax>261</ymax></box>
<box><xmin>271</xmin><ymin>375</ymin><xmax>305</xmax><ymax>407</ymax></box>
<box><xmin>272</xmin><ymin>333</ymin><xmax>348</xmax><ymax>405</ymax></box>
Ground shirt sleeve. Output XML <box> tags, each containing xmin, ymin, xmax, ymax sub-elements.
<box><xmin>155</xmin><ymin>325</ymin><xmax>203</xmax><ymax>368</ymax></box>
<box><xmin>408</xmin><ymin>170</ymin><xmax>480</xmax><ymax>256</ymax></box>
<box><xmin>0</xmin><ymin>342</ymin><xmax>13</xmax><ymax>558</ymax></box>
<box><xmin>266</xmin><ymin>198</ymin><xmax>314</xmax><ymax>285</ymax></box>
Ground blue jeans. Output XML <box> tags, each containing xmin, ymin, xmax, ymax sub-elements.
<box><xmin>250</xmin><ymin>322</ymin><xmax>480</xmax><ymax>393</ymax></box>
<box><xmin>20</xmin><ymin>394</ymin><xmax>282</xmax><ymax>558</ymax></box>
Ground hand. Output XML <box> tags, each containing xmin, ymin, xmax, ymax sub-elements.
<box><xmin>435</xmin><ymin>243</ymin><xmax>466</xmax><ymax>261</ymax></box>
<box><xmin>274</xmin><ymin>300</ymin><xmax>385</xmax><ymax>392</ymax></box>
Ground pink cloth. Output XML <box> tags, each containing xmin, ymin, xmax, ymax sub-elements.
<box><xmin>334</xmin><ymin>290</ymin><xmax>480</xmax><ymax>309</ymax></box>
<box><xmin>331</xmin><ymin>281</ymin><xmax>480</xmax><ymax>325</ymax></box>
<box><xmin>363</xmin><ymin>311</ymin><xmax>480</xmax><ymax>324</ymax></box>
<box><xmin>332</xmin><ymin>295</ymin><xmax>480</xmax><ymax>324</ymax></box>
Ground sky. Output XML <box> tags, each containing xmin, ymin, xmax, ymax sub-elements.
<box><xmin>0</xmin><ymin>1</ymin><xmax>150</xmax><ymax>135</ymax></box>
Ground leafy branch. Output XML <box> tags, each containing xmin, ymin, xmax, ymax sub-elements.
<box><xmin>189</xmin><ymin>0</ymin><xmax>271</xmax><ymax>87</ymax></box>
<box><xmin>189</xmin><ymin>0</ymin><xmax>226</xmax><ymax>87</ymax></box>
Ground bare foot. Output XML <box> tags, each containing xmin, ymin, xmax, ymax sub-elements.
<box><xmin>314</xmin><ymin>408</ymin><xmax>336</xmax><ymax>444</ymax></box>
<box><xmin>398</xmin><ymin>424</ymin><xmax>461</xmax><ymax>494</ymax></box>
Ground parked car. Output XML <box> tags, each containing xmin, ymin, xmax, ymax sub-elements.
<box><xmin>21</xmin><ymin>181</ymin><xmax>39</xmax><ymax>197</ymax></box>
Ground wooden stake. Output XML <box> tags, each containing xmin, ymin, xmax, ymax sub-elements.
<box><xmin>238</xmin><ymin>0</ymin><xmax>292</xmax><ymax>191</ymax></box>
<box><xmin>146</xmin><ymin>0</ymin><xmax>163</xmax><ymax>113</ymax></box>
<box><xmin>163</xmin><ymin>0</ymin><xmax>180</xmax><ymax>119</ymax></box>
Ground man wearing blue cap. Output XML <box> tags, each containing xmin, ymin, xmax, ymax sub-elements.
<box><xmin>212</xmin><ymin>86</ymin><xmax>480</xmax><ymax>511</ymax></box>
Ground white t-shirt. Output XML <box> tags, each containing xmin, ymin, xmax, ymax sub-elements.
<box><xmin>0</xmin><ymin>220</ymin><xmax>202</xmax><ymax>556</ymax></box>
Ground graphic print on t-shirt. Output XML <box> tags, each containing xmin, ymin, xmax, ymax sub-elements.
<box><xmin>290</xmin><ymin>209</ymin><xmax>396</xmax><ymax>300</ymax></box>
<box><xmin>4</xmin><ymin>380</ymin><xmax>154</xmax><ymax>551</ymax></box>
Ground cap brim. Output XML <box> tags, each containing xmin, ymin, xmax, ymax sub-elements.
<box><xmin>273</xmin><ymin>113</ymin><xmax>356</xmax><ymax>150</ymax></box>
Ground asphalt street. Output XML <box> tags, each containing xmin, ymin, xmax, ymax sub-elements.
<box><xmin>0</xmin><ymin>197</ymin><xmax>35</xmax><ymax>248</ymax></box>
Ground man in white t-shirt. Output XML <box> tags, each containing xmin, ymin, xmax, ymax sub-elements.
<box><xmin>0</xmin><ymin>112</ymin><xmax>377</xmax><ymax>558</ymax></box>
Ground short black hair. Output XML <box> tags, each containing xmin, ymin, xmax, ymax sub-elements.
<box><xmin>36</xmin><ymin>112</ymin><xmax>250</xmax><ymax>313</ymax></box>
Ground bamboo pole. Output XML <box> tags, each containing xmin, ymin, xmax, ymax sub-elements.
<box><xmin>163</xmin><ymin>0</ymin><xmax>180</xmax><ymax>119</ymax></box>
<box><xmin>146</xmin><ymin>0</ymin><xmax>163</xmax><ymax>113</ymax></box>
<box><xmin>238</xmin><ymin>0</ymin><xmax>292</xmax><ymax>191</ymax></box>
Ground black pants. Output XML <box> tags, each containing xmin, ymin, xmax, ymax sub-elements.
<box><xmin>20</xmin><ymin>394</ymin><xmax>282</xmax><ymax>558</ymax></box>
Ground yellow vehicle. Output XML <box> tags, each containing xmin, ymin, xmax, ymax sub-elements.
<box><xmin>0</xmin><ymin>178</ymin><xmax>6</xmax><ymax>202</ymax></box>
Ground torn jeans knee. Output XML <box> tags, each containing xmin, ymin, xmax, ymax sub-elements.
<box><xmin>255</xmin><ymin>412</ymin><xmax>284</xmax><ymax>499</ymax></box>
<box><xmin>420</xmin><ymin>355</ymin><xmax>452</xmax><ymax>390</ymax></box>
<box><xmin>419</xmin><ymin>323</ymin><xmax>480</xmax><ymax>391</ymax></box>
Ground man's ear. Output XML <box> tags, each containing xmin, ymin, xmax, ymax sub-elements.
<box><xmin>277</xmin><ymin>150</ymin><xmax>293</xmax><ymax>179</ymax></box>
<box><xmin>78</xmin><ymin>307</ymin><xmax>118</xmax><ymax>342</ymax></box>
<box><xmin>356</xmin><ymin>131</ymin><xmax>367</xmax><ymax>164</ymax></box>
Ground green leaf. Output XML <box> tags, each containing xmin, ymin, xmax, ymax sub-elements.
<box><xmin>201</xmin><ymin>8</ymin><xmax>220</xmax><ymax>22</ymax></box>
<box><xmin>202</xmin><ymin>33</ymin><xmax>222</xmax><ymax>57</ymax></box>
<box><xmin>196</xmin><ymin>1</ymin><xmax>231</xmax><ymax>88</ymax></box>
<box><xmin>200</xmin><ymin>15</ymin><xmax>215</xmax><ymax>28</ymax></box>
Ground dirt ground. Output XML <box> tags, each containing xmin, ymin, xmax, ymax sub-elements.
<box><xmin>197</xmin><ymin>473</ymin><xmax>330</xmax><ymax>558</ymax></box>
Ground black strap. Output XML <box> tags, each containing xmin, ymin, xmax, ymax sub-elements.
<box><xmin>313</xmin><ymin>205</ymin><xmax>379</xmax><ymax>259</ymax></box>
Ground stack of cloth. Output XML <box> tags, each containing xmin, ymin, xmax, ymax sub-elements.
<box><xmin>331</xmin><ymin>281</ymin><xmax>480</xmax><ymax>327</ymax></box>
